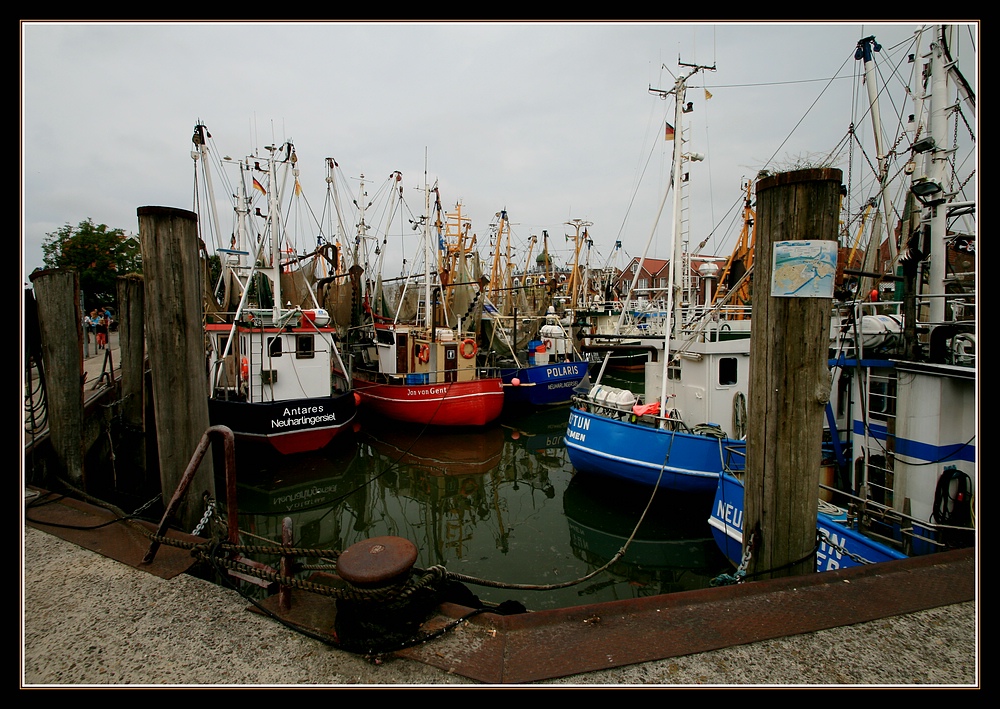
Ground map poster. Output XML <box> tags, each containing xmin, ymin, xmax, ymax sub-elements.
<box><xmin>770</xmin><ymin>240</ymin><xmax>838</xmax><ymax>298</ymax></box>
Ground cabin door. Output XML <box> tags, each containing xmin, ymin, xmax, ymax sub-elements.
<box><xmin>443</xmin><ymin>342</ymin><xmax>458</xmax><ymax>382</ymax></box>
<box><xmin>396</xmin><ymin>332</ymin><xmax>409</xmax><ymax>374</ymax></box>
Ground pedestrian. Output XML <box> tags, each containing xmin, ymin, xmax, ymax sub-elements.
<box><xmin>96</xmin><ymin>312</ymin><xmax>108</xmax><ymax>349</ymax></box>
<box><xmin>84</xmin><ymin>309</ymin><xmax>97</xmax><ymax>345</ymax></box>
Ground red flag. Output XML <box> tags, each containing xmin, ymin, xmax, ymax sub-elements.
<box><xmin>252</xmin><ymin>177</ymin><xmax>266</xmax><ymax>195</ymax></box>
<box><xmin>664</xmin><ymin>122</ymin><xmax>675</xmax><ymax>141</ymax></box>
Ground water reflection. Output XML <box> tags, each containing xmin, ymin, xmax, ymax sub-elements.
<box><xmin>221</xmin><ymin>403</ymin><xmax>728</xmax><ymax>611</ymax></box>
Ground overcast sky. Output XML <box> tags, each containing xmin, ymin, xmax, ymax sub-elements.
<box><xmin>20</xmin><ymin>21</ymin><xmax>977</xmax><ymax>287</ymax></box>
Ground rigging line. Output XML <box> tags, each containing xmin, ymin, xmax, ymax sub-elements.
<box><xmin>703</xmin><ymin>75</ymin><xmax>854</xmax><ymax>90</ymax></box>
<box><xmin>761</xmin><ymin>52</ymin><xmax>855</xmax><ymax>173</ymax></box>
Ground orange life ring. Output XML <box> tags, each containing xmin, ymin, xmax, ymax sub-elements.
<box><xmin>543</xmin><ymin>338</ymin><xmax>554</xmax><ymax>351</ymax></box>
<box><xmin>460</xmin><ymin>338</ymin><xmax>477</xmax><ymax>359</ymax></box>
<box><xmin>417</xmin><ymin>343</ymin><xmax>430</xmax><ymax>363</ymax></box>
<box><xmin>240</xmin><ymin>356</ymin><xmax>249</xmax><ymax>381</ymax></box>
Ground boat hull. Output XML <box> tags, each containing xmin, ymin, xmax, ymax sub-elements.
<box><xmin>352</xmin><ymin>376</ymin><xmax>505</xmax><ymax>427</ymax></box>
<box><xmin>564</xmin><ymin>406</ymin><xmax>745</xmax><ymax>494</ymax></box>
<box><xmin>208</xmin><ymin>392</ymin><xmax>358</xmax><ymax>455</ymax></box>
<box><xmin>502</xmin><ymin>360</ymin><xmax>589</xmax><ymax>407</ymax></box>
<box><xmin>708</xmin><ymin>472</ymin><xmax>908</xmax><ymax>572</ymax></box>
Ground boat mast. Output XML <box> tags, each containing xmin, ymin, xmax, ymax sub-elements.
<box><xmin>263</xmin><ymin>144</ymin><xmax>284</xmax><ymax>320</ymax></box>
<box><xmin>565</xmin><ymin>218</ymin><xmax>591</xmax><ymax>311</ymax></box>
<box><xmin>651</xmin><ymin>61</ymin><xmax>712</xmax><ymax>421</ymax></box>
<box><xmin>422</xmin><ymin>167</ymin><xmax>434</xmax><ymax>330</ymax></box>
<box><xmin>191</xmin><ymin>123</ymin><xmax>224</xmax><ymax>256</ymax></box>
<box><xmin>856</xmin><ymin>35</ymin><xmax>898</xmax><ymax>271</ymax></box>
<box><xmin>920</xmin><ymin>24</ymin><xmax>956</xmax><ymax>324</ymax></box>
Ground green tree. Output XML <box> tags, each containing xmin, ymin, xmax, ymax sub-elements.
<box><xmin>42</xmin><ymin>218</ymin><xmax>142</xmax><ymax>309</ymax></box>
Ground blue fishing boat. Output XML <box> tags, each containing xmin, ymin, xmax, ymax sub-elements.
<box><xmin>708</xmin><ymin>472</ymin><xmax>908</xmax><ymax>573</ymax></box>
<box><xmin>500</xmin><ymin>307</ymin><xmax>590</xmax><ymax>407</ymax></box>
<box><xmin>565</xmin><ymin>60</ymin><xmax>751</xmax><ymax>494</ymax></box>
<box><xmin>479</xmin><ymin>208</ymin><xmax>590</xmax><ymax>407</ymax></box>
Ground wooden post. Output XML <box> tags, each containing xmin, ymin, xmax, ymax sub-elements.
<box><xmin>744</xmin><ymin>168</ymin><xmax>842</xmax><ymax>580</ymax></box>
<box><xmin>137</xmin><ymin>206</ymin><xmax>214</xmax><ymax>533</ymax></box>
<box><xmin>116</xmin><ymin>274</ymin><xmax>148</xmax><ymax>490</ymax></box>
<box><xmin>27</xmin><ymin>268</ymin><xmax>86</xmax><ymax>487</ymax></box>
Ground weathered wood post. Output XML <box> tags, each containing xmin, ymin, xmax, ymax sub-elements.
<box><xmin>137</xmin><ymin>206</ymin><xmax>214</xmax><ymax>532</ymax></box>
<box><xmin>116</xmin><ymin>273</ymin><xmax>148</xmax><ymax>489</ymax></box>
<box><xmin>28</xmin><ymin>268</ymin><xmax>86</xmax><ymax>488</ymax></box>
<box><xmin>744</xmin><ymin>168</ymin><xmax>842</xmax><ymax>580</ymax></box>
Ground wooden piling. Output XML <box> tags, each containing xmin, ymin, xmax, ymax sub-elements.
<box><xmin>744</xmin><ymin>168</ymin><xmax>842</xmax><ymax>579</ymax></box>
<box><xmin>116</xmin><ymin>274</ymin><xmax>149</xmax><ymax>489</ymax></box>
<box><xmin>27</xmin><ymin>268</ymin><xmax>86</xmax><ymax>487</ymax></box>
<box><xmin>137</xmin><ymin>206</ymin><xmax>214</xmax><ymax>533</ymax></box>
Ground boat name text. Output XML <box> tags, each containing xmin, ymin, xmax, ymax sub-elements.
<box><xmin>408</xmin><ymin>387</ymin><xmax>450</xmax><ymax>396</ymax></box>
<box><xmin>566</xmin><ymin>411</ymin><xmax>591</xmax><ymax>441</ymax></box>
<box><xmin>271</xmin><ymin>404</ymin><xmax>336</xmax><ymax>429</ymax></box>
<box><xmin>545</xmin><ymin>364</ymin><xmax>584</xmax><ymax>378</ymax></box>
<box><xmin>715</xmin><ymin>499</ymin><xmax>744</xmax><ymax>533</ymax></box>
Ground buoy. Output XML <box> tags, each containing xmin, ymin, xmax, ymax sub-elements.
<box><xmin>353</xmin><ymin>392</ymin><xmax>362</xmax><ymax>407</ymax></box>
<box><xmin>511</xmin><ymin>377</ymin><xmax>521</xmax><ymax>386</ymax></box>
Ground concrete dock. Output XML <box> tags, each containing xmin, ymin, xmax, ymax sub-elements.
<box><xmin>21</xmin><ymin>513</ymin><xmax>978</xmax><ymax>687</ymax></box>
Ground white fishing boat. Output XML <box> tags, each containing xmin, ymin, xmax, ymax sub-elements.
<box><xmin>709</xmin><ymin>24</ymin><xmax>977</xmax><ymax>571</ymax></box>
<box><xmin>192</xmin><ymin>123</ymin><xmax>358</xmax><ymax>455</ymax></box>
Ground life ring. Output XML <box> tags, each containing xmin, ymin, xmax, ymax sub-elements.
<box><xmin>543</xmin><ymin>338</ymin><xmax>554</xmax><ymax>351</ymax></box>
<box><xmin>460</xmin><ymin>338</ymin><xmax>477</xmax><ymax>359</ymax></box>
<box><xmin>417</xmin><ymin>343</ymin><xmax>430</xmax><ymax>363</ymax></box>
<box><xmin>240</xmin><ymin>356</ymin><xmax>249</xmax><ymax>381</ymax></box>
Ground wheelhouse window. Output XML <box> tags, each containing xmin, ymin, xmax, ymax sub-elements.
<box><xmin>718</xmin><ymin>357</ymin><xmax>737</xmax><ymax>386</ymax></box>
<box><xmin>216</xmin><ymin>334</ymin><xmax>233</xmax><ymax>357</ymax></box>
<box><xmin>296</xmin><ymin>334</ymin><xmax>315</xmax><ymax>359</ymax></box>
<box><xmin>267</xmin><ymin>336</ymin><xmax>283</xmax><ymax>357</ymax></box>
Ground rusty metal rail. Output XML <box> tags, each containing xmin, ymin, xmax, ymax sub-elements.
<box><xmin>143</xmin><ymin>425</ymin><xmax>238</xmax><ymax>564</ymax></box>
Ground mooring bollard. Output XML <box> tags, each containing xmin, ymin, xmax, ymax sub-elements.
<box><xmin>334</xmin><ymin>536</ymin><xmax>435</xmax><ymax>652</ymax></box>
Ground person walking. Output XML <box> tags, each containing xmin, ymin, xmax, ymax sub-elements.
<box><xmin>95</xmin><ymin>312</ymin><xmax>108</xmax><ymax>349</ymax></box>
<box><xmin>84</xmin><ymin>309</ymin><xmax>98</xmax><ymax>346</ymax></box>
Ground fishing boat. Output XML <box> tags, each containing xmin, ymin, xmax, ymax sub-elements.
<box><xmin>491</xmin><ymin>304</ymin><xmax>590</xmax><ymax>408</ymax></box>
<box><xmin>477</xmin><ymin>211</ymin><xmax>590</xmax><ymax>407</ymax></box>
<box><xmin>709</xmin><ymin>24</ymin><xmax>977</xmax><ymax>570</ymax></box>
<box><xmin>193</xmin><ymin>123</ymin><xmax>359</xmax><ymax>455</ymax></box>
<box><xmin>565</xmin><ymin>60</ymin><xmax>750</xmax><ymax>494</ymax></box>
<box><xmin>346</xmin><ymin>181</ymin><xmax>505</xmax><ymax>427</ymax></box>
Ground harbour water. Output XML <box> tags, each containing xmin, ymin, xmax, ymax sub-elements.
<box><xmin>221</xmin><ymin>381</ymin><xmax>732</xmax><ymax>612</ymax></box>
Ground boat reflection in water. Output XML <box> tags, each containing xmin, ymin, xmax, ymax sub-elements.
<box><xmin>564</xmin><ymin>472</ymin><xmax>731</xmax><ymax>599</ymax></box>
<box><xmin>221</xmin><ymin>404</ymin><xmax>726</xmax><ymax>611</ymax></box>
